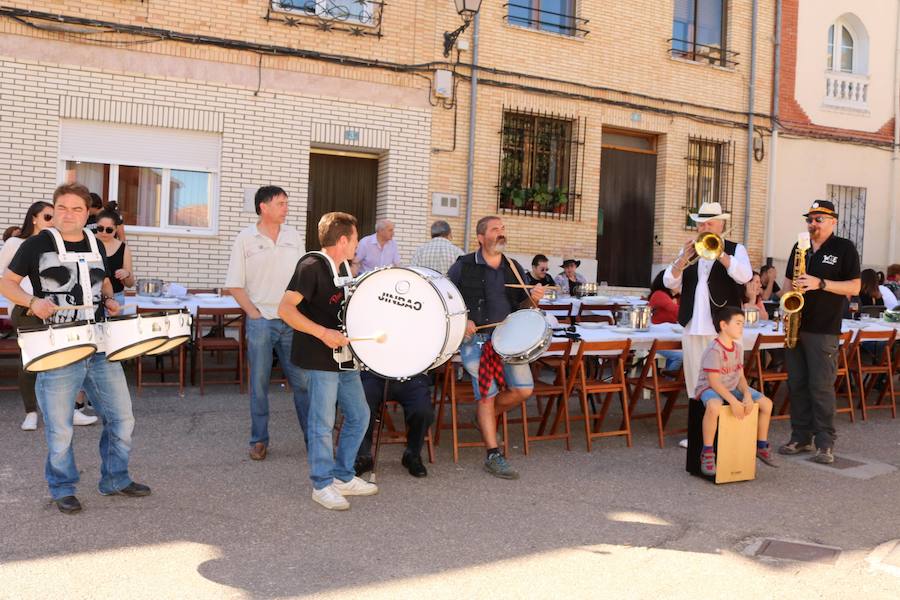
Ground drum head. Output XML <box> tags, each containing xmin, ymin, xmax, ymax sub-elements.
<box><xmin>492</xmin><ymin>310</ymin><xmax>548</xmax><ymax>357</ymax></box>
<box><xmin>106</xmin><ymin>338</ymin><xmax>167</xmax><ymax>361</ymax></box>
<box><xmin>25</xmin><ymin>345</ymin><xmax>97</xmax><ymax>372</ymax></box>
<box><xmin>145</xmin><ymin>335</ymin><xmax>190</xmax><ymax>355</ymax></box>
<box><xmin>344</xmin><ymin>268</ymin><xmax>447</xmax><ymax>379</ymax></box>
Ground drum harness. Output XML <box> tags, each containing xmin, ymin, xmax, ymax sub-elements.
<box><xmin>299</xmin><ymin>251</ymin><xmax>357</xmax><ymax>370</ymax></box>
<box><xmin>46</xmin><ymin>227</ymin><xmax>102</xmax><ymax>323</ymax></box>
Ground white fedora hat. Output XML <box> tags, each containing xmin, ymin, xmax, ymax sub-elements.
<box><xmin>690</xmin><ymin>202</ymin><xmax>731</xmax><ymax>223</ymax></box>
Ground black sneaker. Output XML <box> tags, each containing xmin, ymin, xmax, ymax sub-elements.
<box><xmin>103</xmin><ymin>482</ymin><xmax>151</xmax><ymax>497</ymax></box>
<box><xmin>484</xmin><ymin>451</ymin><xmax>519</xmax><ymax>480</ymax></box>
<box><xmin>55</xmin><ymin>495</ymin><xmax>82</xmax><ymax>514</ymax></box>
<box><xmin>354</xmin><ymin>455</ymin><xmax>374</xmax><ymax>476</ymax></box>
<box><xmin>777</xmin><ymin>441</ymin><xmax>815</xmax><ymax>455</ymax></box>
<box><xmin>812</xmin><ymin>447</ymin><xmax>835</xmax><ymax>464</ymax></box>
<box><xmin>401</xmin><ymin>452</ymin><xmax>427</xmax><ymax>478</ymax></box>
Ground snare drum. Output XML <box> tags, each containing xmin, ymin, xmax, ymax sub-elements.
<box><xmin>146</xmin><ymin>309</ymin><xmax>192</xmax><ymax>355</ymax></box>
<box><xmin>491</xmin><ymin>309</ymin><xmax>552</xmax><ymax>364</ymax></box>
<box><xmin>98</xmin><ymin>313</ymin><xmax>168</xmax><ymax>361</ymax></box>
<box><xmin>17</xmin><ymin>320</ymin><xmax>98</xmax><ymax>372</ymax></box>
<box><xmin>343</xmin><ymin>266</ymin><xmax>468</xmax><ymax>379</ymax></box>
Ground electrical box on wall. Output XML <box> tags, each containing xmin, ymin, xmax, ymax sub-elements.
<box><xmin>432</xmin><ymin>192</ymin><xmax>460</xmax><ymax>217</ymax></box>
<box><xmin>434</xmin><ymin>70</ymin><xmax>453</xmax><ymax>99</ymax></box>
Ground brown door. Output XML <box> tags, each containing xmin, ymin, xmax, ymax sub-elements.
<box><xmin>306</xmin><ymin>152</ymin><xmax>378</xmax><ymax>251</ymax></box>
<box><xmin>597</xmin><ymin>147</ymin><xmax>657</xmax><ymax>287</ymax></box>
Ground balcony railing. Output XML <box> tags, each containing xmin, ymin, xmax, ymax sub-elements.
<box><xmin>668</xmin><ymin>38</ymin><xmax>739</xmax><ymax>69</ymax></box>
<box><xmin>824</xmin><ymin>71</ymin><xmax>869</xmax><ymax>110</ymax></box>
<box><xmin>503</xmin><ymin>3</ymin><xmax>590</xmax><ymax>38</ymax></box>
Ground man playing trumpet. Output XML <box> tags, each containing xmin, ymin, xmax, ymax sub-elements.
<box><xmin>664</xmin><ymin>202</ymin><xmax>752</xmax><ymax>402</ymax></box>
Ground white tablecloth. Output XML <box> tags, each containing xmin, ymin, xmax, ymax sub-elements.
<box><xmin>126</xmin><ymin>295</ymin><xmax>241</xmax><ymax>316</ymax></box>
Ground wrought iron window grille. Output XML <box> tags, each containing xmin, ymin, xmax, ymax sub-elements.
<box><xmin>266</xmin><ymin>0</ymin><xmax>385</xmax><ymax>37</ymax></box>
<box><xmin>827</xmin><ymin>184</ymin><xmax>866</xmax><ymax>254</ymax></box>
<box><xmin>497</xmin><ymin>108</ymin><xmax>585</xmax><ymax>221</ymax></box>
<box><xmin>503</xmin><ymin>2</ymin><xmax>589</xmax><ymax>38</ymax></box>
<box><xmin>668</xmin><ymin>38</ymin><xmax>739</xmax><ymax>68</ymax></box>
<box><xmin>684</xmin><ymin>137</ymin><xmax>735</xmax><ymax>230</ymax></box>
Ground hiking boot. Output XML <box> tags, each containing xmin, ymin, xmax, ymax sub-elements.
<box><xmin>812</xmin><ymin>447</ymin><xmax>835</xmax><ymax>464</ymax></box>
<box><xmin>700</xmin><ymin>448</ymin><xmax>716</xmax><ymax>476</ymax></box>
<box><xmin>777</xmin><ymin>441</ymin><xmax>814</xmax><ymax>455</ymax></box>
<box><xmin>484</xmin><ymin>451</ymin><xmax>519</xmax><ymax>480</ymax></box>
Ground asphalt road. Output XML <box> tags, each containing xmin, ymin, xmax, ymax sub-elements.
<box><xmin>1</xmin><ymin>383</ymin><xmax>899</xmax><ymax>599</ymax></box>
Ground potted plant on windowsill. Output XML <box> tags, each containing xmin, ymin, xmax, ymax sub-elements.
<box><xmin>551</xmin><ymin>188</ymin><xmax>569</xmax><ymax>214</ymax></box>
<box><xmin>531</xmin><ymin>183</ymin><xmax>553</xmax><ymax>212</ymax></box>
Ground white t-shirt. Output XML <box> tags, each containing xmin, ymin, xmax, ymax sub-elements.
<box><xmin>0</xmin><ymin>237</ymin><xmax>33</xmax><ymax>294</ymax></box>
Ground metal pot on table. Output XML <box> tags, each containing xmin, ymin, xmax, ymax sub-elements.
<box><xmin>136</xmin><ymin>278</ymin><xmax>165</xmax><ymax>297</ymax></box>
<box><xmin>617</xmin><ymin>305</ymin><xmax>652</xmax><ymax>331</ymax></box>
<box><xmin>743</xmin><ymin>307</ymin><xmax>760</xmax><ymax>328</ymax></box>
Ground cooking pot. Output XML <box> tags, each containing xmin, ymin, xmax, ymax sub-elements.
<box><xmin>136</xmin><ymin>278</ymin><xmax>165</xmax><ymax>297</ymax></box>
<box><xmin>617</xmin><ymin>306</ymin><xmax>652</xmax><ymax>331</ymax></box>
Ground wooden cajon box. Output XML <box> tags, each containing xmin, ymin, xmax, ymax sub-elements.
<box><xmin>686</xmin><ymin>399</ymin><xmax>758</xmax><ymax>484</ymax></box>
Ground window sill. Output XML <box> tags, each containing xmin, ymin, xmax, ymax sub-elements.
<box><xmin>127</xmin><ymin>226</ymin><xmax>219</xmax><ymax>239</ymax></box>
<box><xmin>503</xmin><ymin>22</ymin><xmax>586</xmax><ymax>42</ymax></box>
<box><xmin>669</xmin><ymin>55</ymin><xmax>735</xmax><ymax>73</ymax></box>
<box><xmin>820</xmin><ymin>102</ymin><xmax>870</xmax><ymax>116</ymax></box>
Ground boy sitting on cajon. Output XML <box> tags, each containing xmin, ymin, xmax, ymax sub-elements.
<box><xmin>696</xmin><ymin>306</ymin><xmax>777</xmax><ymax>476</ymax></box>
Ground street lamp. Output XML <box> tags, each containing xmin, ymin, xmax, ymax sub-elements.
<box><xmin>443</xmin><ymin>0</ymin><xmax>483</xmax><ymax>57</ymax></box>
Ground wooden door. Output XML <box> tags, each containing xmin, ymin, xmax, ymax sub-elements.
<box><xmin>596</xmin><ymin>147</ymin><xmax>657</xmax><ymax>287</ymax></box>
<box><xmin>306</xmin><ymin>152</ymin><xmax>378</xmax><ymax>251</ymax></box>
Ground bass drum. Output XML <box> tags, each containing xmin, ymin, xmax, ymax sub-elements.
<box><xmin>343</xmin><ymin>266</ymin><xmax>467</xmax><ymax>380</ymax></box>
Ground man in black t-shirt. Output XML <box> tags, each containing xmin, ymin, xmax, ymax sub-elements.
<box><xmin>777</xmin><ymin>200</ymin><xmax>861</xmax><ymax>464</ymax></box>
<box><xmin>278</xmin><ymin>211</ymin><xmax>377</xmax><ymax>511</ymax></box>
<box><xmin>525</xmin><ymin>254</ymin><xmax>555</xmax><ymax>287</ymax></box>
<box><xmin>0</xmin><ymin>183</ymin><xmax>150</xmax><ymax>514</ymax></box>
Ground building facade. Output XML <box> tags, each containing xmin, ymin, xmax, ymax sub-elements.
<box><xmin>769</xmin><ymin>0</ymin><xmax>900</xmax><ymax>272</ymax></box>
<box><xmin>0</xmin><ymin>1</ymin><xmax>774</xmax><ymax>288</ymax></box>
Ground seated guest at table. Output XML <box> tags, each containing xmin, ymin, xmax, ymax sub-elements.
<box><xmin>649</xmin><ymin>271</ymin><xmax>679</xmax><ymax>324</ymax></box>
<box><xmin>526</xmin><ymin>254</ymin><xmax>555</xmax><ymax>287</ymax></box>
<box><xmin>410</xmin><ymin>220</ymin><xmax>463</xmax><ymax>275</ymax></box>
<box><xmin>2</xmin><ymin>226</ymin><xmax>20</xmax><ymax>242</ymax></box>
<box><xmin>554</xmin><ymin>258</ymin><xmax>586</xmax><ymax>296</ymax></box>
<box><xmin>859</xmin><ymin>268</ymin><xmax>899</xmax><ymax>310</ymax></box>
<box><xmin>95</xmin><ymin>210</ymin><xmax>135</xmax><ymax>306</ymax></box>
<box><xmin>354</xmin><ymin>218</ymin><xmax>399</xmax><ymax>275</ymax></box>
<box><xmin>696</xmin><ymin>307</ymin><xmax>776</xmax><ymax>476</ymax></box>
<box><xmin>743</xmin><ymin>272</ymin><xmax>769</xmax><ymax>320</ymax></box>
<box><xmin>884</xmin><ymin>264</ymin><xmax>900</xmax><ymax>297</ymax></box>
<box><xmin>759</xmin><ymin>265</ymin><xmax>781</xmax><ymax>301</ymax></box>
<box><xmin>354</xmin><ymin>371</ymin><xmax>434</xmax><ymax>478</ymax></box>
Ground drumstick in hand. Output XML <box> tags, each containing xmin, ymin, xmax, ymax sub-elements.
<box><xmin>474</xmin><ymin>322</ymin><xmax>504</xmax><ymax>331</ymax></box>
<box><xmin>349</xmin><ymin>332</ymin><xmax>387</xmax><ymax>343</ymax></box>
<box><xmin>504</xmin><ymin>284</ymin><xmax>560</xmax><ymax>290</ymax></box>
<box><xmin>52</xmin><ymin>303</ymin><xmax>137</xmax><ymax>311</ymax></box>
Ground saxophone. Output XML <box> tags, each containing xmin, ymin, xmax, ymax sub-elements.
<box><xmin>780</xmin><ymin>233</ymin><xmax>810</xmax><ymax>349</ymax></box>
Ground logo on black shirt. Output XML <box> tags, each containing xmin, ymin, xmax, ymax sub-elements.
<box><xmin>821</xmin><ymin>255</ymin><xmax>838</xmax><ymax>266</ymax></box>
<box><xmin>378</xmin><ymin>291</ymin><xmax>422</xmax><ymax>311</ymax></box>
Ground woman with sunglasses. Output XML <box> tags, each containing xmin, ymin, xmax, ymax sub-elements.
<box><xmin>0</xmin><ymin>202</ymin><xmax>99</xmax><ymax>430</ymax></box>
<box><xmin>94</xmin><ymin>210</ymin><xmax>134</xmax><ymax>306</ymax></box>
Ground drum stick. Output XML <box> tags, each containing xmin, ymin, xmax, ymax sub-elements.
<box><xmin>474</xmin><ymin>322</ymin><xmax>503</xmax><ymax>331</ymax></box>
<box><xmin>52</xmin><ymin>303</ymin><xmax>137</xmax><ymax>311</ymax></box>
<box><xmin>504</xmin><ymin>284</ymin><xmax>560</xmax><ymax>290</ymax></box>
<box><xmin>349</xmin><ymin>332</ymin><xmax>387</xmax><ymax>343</ymax></box>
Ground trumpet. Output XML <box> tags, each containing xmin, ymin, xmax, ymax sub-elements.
<box><xmin>683</xmin><ymin>232</ymin><xmax>724</xmax><ymax>266</ymax></box>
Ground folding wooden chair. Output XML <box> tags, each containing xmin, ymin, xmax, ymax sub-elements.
<box><xmin>567</xmin><ymin>339</ymin><xmax>632</xmax><ymax>451</ymax></box>
<box><xmin>834</xmin><ymin>331</ymin><xmax>855</xmax><ymax>422</ymax></box>
<box><xmin>135</xmin><ymin>307</ymin><xmax>186</xmax><ymax>395</ymax></box>
<box><xmin>433</xmin><ymin>359</ymin><xmax>509</xmax><ymax>463</ymax></box>
<box><xmin>370</xmin><ymin>379</ymin><xmax>435</xmax><ymax>470</ymax></box>
<box><xmin>512</xmin><ymin>340</ymin><xmax>573</xmax><ymax>454</ymax></box>
<box><xmin>193</xmin><ymin>307</ymin><xmax>245</xmax><ymax>395</ymax></box>
<box><xmin>538</xmin><ymin>302</ymin><xmax>573</xmax><ymax>325</ymax></box>
<box><xmin>743</xmin><ymin>333</ymin><xmax>790</xmax><ymax>421</ymax></box>
<box><xmin>574</xmin><ymin>303</ymin><xmax>618</xmax><ymax>324</ymax></box>
<box><xmin>847</xmin><ymin>329</ymin><xmax>897</xmax><ymax>419</ymax></box>
<box><xmin>0</xmin><ymin>307</ymin><xmax>19</xmax><ymax>392</ymax></box>
<box><xmin>626</xmin><ymin>339</ymin><xmax>687</xmax><ymax>448</ymax></box>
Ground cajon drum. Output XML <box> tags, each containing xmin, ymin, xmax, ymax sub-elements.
<box><xmin>686</xmin><ymin>399</ymin><xmax>759</xmax><ymax>484</ymax></box>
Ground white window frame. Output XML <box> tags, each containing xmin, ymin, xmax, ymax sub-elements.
<box><xmin>271</xmin><ymin>0</ymin><xmax>377</xmax><ymax>26</ymax></box>
<box><xmin>58</xmin><ymin>159</ymin><xmax>220</xmax><ymax>237</ymax></box>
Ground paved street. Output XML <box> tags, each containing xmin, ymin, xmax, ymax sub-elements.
<box><xmin>1</xmin><ymin>384</ymin><xmax>899</xmax><ymax>599</ymax></box>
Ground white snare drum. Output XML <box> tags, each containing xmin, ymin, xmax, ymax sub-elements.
<box><xmin>98</xmin><ymin>313</ymin><xmax>168</xmax><ymax>361</ymax></box>
<box><xmin>343</xmin><ymin>266</ymin><xmax>468</xmax><ymax>379</ymax></box>
<box><xmin>146</xmin><ymin>309</ymin><xmax>192</xmax><ymax>355</ymax></box>
<box><xmin>17</xmin><ymin>320</ymin><xmax>97</xmax><ymax>372</ymax></box>
<box><xmin>491</xmin><ymin>309</ymin><xmax>552</xmax><ymax>364</ymax></box>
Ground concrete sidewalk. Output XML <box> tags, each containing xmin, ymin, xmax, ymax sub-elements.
<box><xmin>1</xmin><ymin>385</ymin><xmax>899</xmax><ymax>599</ymax></box>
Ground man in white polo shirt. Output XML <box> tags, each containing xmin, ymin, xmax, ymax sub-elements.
<box><xmin>225</xmin><ymin>186</ymin><xmax>308</xmax><ymax>461</ymax></box>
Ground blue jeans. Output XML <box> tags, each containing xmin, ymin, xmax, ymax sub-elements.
<box><xmin>36</xmin><ymin>352</ymin><xmax>135</xmax><ymax>500</ymax></box>
<box><xmin>246</xmin><ymin>317</ymin><xmax>309</xmax><ymax>446</ymax></box>
<box><xmin>302</xmin><ymin>368</ymin><xmax>369</xmax><ymax>490</ymax></box>
<box><xmin>657</xmin><ymin>349</ymin><xmax>683</xmax><ymax>372</ymax></box>
<box><xmin>699</xmin><ymin>387</ymin><xmax>763</xmax><ymax>406</ymax></box>
<box><xmin>459</xmin><ymin>333</ymin><xmax>534</xmax><ymax>401</ymax></box>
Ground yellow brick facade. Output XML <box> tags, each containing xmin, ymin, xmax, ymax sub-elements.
<box><xmin>0</xmin><ymin>1</ymin><xmax>775</xmax><ymax>285</ymax></box>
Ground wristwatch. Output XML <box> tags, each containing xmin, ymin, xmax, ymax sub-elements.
<box><xmin>818</xmin><ymin>278</ymin><xmax>826</xmax><ymax>290</ymax></box>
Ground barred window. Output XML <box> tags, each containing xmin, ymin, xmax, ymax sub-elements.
<box><xmin>498</xmin><ymin>109</ymin><xmax>583</xmax><ymax>220</ymax></box>
<box><xmin>827</xmin><ymin>184</ymin><xmax>866</xmax><ymax>253</ymax></box>
<box><xmin>271</xmin><ymin>0</ymin><xmax>381</xmax><ymax>27</ymax></box>
<box><xmin>506</xmin><ymin>1</ymin><xmax>588</xmax><ymax>37</ymax></box>
<box><xmin>684</xmin><ymin>138</ymin><xmax>734</xmax><ymax>229</ymax></box>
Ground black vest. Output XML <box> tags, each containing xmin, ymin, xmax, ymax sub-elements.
<box><xmin>677</xmin><ymin>239</ymin><xmax>744</xmax><ymax>327</ymax></box>
<box><xmin>456</xmin><ymin>252</ymin><xmax>526</xmax><ymax>326</ymax></box>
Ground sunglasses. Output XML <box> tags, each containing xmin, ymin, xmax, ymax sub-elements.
<box><xmin>805</xmin><ymin>216</ymin><xmax>832</xmax><ymax>224</ymax></box>
<box><xmin>98</xmin><ymin>226</ymin><xmax>116</xmax><ymax>234</ymax></box>
<box><xmin>38</xmin><ymin>213</ymin><xmax>53</xmax><ymax>222</ymax></box>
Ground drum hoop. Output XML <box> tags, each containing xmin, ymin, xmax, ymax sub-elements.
<box><xmin>23</xmin><ymin>344</ymin><xmax>98</xmax><ymax>372</ymax></box>
<box><xmin>18</xmin><ymin>320</ymin><xmax>94</xmax><ymax>334</ymax></box>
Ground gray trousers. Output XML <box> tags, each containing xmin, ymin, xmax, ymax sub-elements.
<box><xmin>785</xmin><ymin>331</ymin><xmax>840</xmax><ymax>449</ymax></box>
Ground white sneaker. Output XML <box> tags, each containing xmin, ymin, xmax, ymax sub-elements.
<box><xmin>678</xmin><ymin>438</ymin><xmax>689</xmax><ymax>449</ymax></box>
<box><xmin>333</xmin><ymin>476</ymin><xmax>379</xmax><ymax>497</ymax></box>
<box><xmin>312</xmin><ymin>484</ymin><xmax>350</xmax><ymax>510</ymax></box>
<box><xmin>21</xmin><ymin>412</ymin><xmax>38</xmax><ymax>431</ymax></box>
<box><xmin>73</xmin><ymin>409</ymin><xmax>98</xmax><ymax>426</ymax></box>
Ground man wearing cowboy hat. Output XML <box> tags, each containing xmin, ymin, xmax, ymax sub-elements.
<box><xmin>777</xmin><ymin>200</ymin><xmax>860</xmax><ymax>464</ymax></box>
<box><xmin>554</xmin><ymin>257</ymin><xmax>587</xmax><ymax>296</ymax></box>
<box><xmin>664</xmin><ymin>201</ymin><xmax>752</xmax><ymax>402</ymax></box>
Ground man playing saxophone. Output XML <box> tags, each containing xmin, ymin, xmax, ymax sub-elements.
<box><xmin>778</xmin><ymin>200</ymin><xmax>860</xmax><ymax>464</ymax></box>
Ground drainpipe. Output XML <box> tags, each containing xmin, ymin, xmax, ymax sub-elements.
<box><xmin>744</xmin><ymin>0</ymin><xmax>759</xmax><ymax>245</ymax></box>
<box><xmin>462</xmin><ymin>13</ymin><xmax>480</xmax><ymax>251</ymax></box>
<box><xmin>889</xmin><ymin>1</ymin><xmax>900</xmax><ymax>262</ymax></box>
<box><xmin>764</xmin><ymin>0</ymin><xmax>782</xmax><ymax>262</ymax></box>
